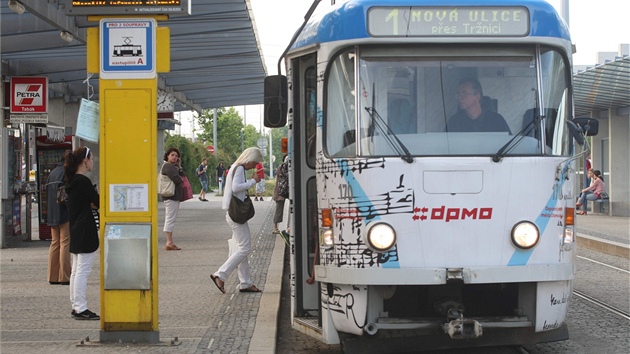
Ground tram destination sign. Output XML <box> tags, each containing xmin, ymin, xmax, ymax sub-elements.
<box><xmin>66</xmin><ymin>0</ymin><xmax>191</xmax><ymax>16</ymax></box>
<box><xmin>368</xmin><ymin>6</ymin><xmax>529</xmax><ymax>37</ymax></box>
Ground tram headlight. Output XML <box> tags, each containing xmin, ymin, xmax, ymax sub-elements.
<box><xmin>321</xmin><ymin>228</ymin><xmax>334</xmax><ymax>247</ymax></box>
<box><xmin>511</xmin><ymin>221</ymin><xmax>540</xmax><ymax>249</ymax></box>
<box><xmin>365</xmin><ymin>223</ymin><xmax>396</xmax><ymax>252</ymax></box>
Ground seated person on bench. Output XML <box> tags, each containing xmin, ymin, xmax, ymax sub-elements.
<box><xmin>576</xmin><ymin>169</ymin><xmax>605</xmax><ymax>215</ymax></box>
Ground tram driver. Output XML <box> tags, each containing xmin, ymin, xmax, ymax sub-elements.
<box><xmin>447</xmin><ymin>78</ymin><xmax>511</xmax><ymax>134</ymax></box>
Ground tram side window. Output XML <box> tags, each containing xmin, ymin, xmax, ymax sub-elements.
<box><xmin>305</xmin><ymin>67</ymin><xmax>317</xmax><ymax>168</ymax></box>
<box><xmin>540</xmin><ymin>49</ymin><xmax>572</xmax><ymax>156</ymax></box>
<box><xmin>326</xmin><ymin>50</ymin><xmax>356</xmax><ymax>157</ymax></box>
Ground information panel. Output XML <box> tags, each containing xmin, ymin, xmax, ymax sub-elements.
<box><xmin>66</xmin><ymin>0</ymin><xmax>191</xmax><ymax>16</ymax></box>
<box><xmin>100</xmin><ymin>18</ymin><xmax>156</xmax><ymax>79</ymax></box>
<box><xmin>368</xmin><ymin>7</ymin><xmax>529</xmax><ymax>37</ymax></box>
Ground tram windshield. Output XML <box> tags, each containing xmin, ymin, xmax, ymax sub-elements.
<box><xmin>326</xmin><ymin>46</ymin><xmax>572</xmax><ymax>158</ymax></box>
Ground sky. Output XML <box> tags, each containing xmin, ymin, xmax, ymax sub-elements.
<box><xmin>178</xmin><ymin>0</ymin><xmax>629</xmax><ymax>138</ymax></box>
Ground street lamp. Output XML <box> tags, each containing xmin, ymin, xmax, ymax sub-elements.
<box><xmin>8</xmin><ymin>0</ymin><xmax>25</xmax><ymax>14</ymax></box>
<box><xmin>240</xmin><ymin>129</ymin><xmax>244</xmax><ymax>152</ymax></box>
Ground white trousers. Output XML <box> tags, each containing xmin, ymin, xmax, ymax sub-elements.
<box><xmin>215</xmin><ymin>213</ymin><xmax>253</xmax><ymax>289</ymax></box>
<box><xmin>70</xmin><ymin>251</ymin><xmax>96</xmax><ymax>313</ymax></box>
<box><xmin>163</xmin><ymin>199</ymin><xmax>180</xmax><ymax>232</ymax></box>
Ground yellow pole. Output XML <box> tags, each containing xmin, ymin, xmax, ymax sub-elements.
<box><xmin>86</xmin><ymin>19</ymin><xmax>170</xmax><ymax>343</ymax></box>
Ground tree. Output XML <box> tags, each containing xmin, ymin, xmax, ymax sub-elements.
<box><xmin>195</xmin><ymin>107</ymin><xmax>266</xmax><ymax>164</ymax></box>
<box><xmin>163</xmin><ymin>134</ymin><xmax>196</xmax><ymax>188</ymax></box>
<box><xmin>163</xmin><ymin>133</ymin><xmax>216</xmax><ymax>193</ymax></box>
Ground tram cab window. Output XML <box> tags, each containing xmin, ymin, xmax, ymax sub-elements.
<box><xmin>326</xmin><ymin>50</ymin><xmax>356</xmax><ymax>157</ymax></box>
<box><xmin>324</xmin><ymin>46</ymin><xmax>573</xmax><ymax>158</ymax></box>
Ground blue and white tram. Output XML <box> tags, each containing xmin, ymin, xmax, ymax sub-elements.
<box><xmin>264</xmin><ymin>0</ymin><xmax>596</xmax><ymax>351</ymax></box>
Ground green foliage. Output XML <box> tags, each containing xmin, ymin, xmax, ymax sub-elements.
<box><xmin>163</xmin><ymin>107</ymin><xmax>289</xmax><ymax>193</ymax></box>
<box><xmin>196</xmin><ymin>107</ymin><xmax>263</xmax><ymax>162</ymax></box>
<box><xmin>163</xmin><ymin>135</ymin><xmax>200</xmax><ymax>191</ymax></box>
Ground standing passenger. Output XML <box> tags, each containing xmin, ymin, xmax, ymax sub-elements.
<box><xmin>64</xmin><ymin>146</ymin><xmax>100</xmax><ymax>320</ymax></box>
<box><xmin>46</xmin><ymin>159</ymin><xmax>71</xmax><ymax>285</ymax></box>
<box><xmin>197</xmin><ymin>158</ymin><xmax>209</xmax><ymax>202</ymax></box>
<box><xmin>216</xmin><ymin>162</ymin><xmax>226</xmax><ymax>192</ymax></box>
<box><xmin>254</xmin><ymin>161</ymin><xmax>265</xmax><ymax>201</ymax></box>
<box><xmin>211</xmin><ymin>147</ymin><xmax>264</xmax><ymax>294</ymax></box>
<box><xmin>272</xmin><ymin>155</ymin><xmax>289</xmax><ymax>234</ymax></box>
<box><xmin>162</xmin><ymin>147</ymin><xmax>185</xmax><ymax>250</ymax></box>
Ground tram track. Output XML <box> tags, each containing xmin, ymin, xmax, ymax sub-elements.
<box><xmin>573</xmin><ymin>290</ymin><xmax>630</xmax><ymax>320</ymax></box>
<box><xmin>577</xmin><ymin>255</ymin><xmax>630</xmax><ymax>273</ymax></box>
<box><xmin>574</xmin><ymin>255</ymin><xmax>630</xmax><ymax>320</ymax></box>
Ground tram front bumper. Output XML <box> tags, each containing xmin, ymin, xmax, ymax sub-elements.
<box><xmin>315</xmin><ymin>263</ymin><xmax>574</xmax><ymax>285</ymax></box>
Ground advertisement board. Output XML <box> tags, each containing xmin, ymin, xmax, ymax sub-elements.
<box><xmin>10</xmin><ymin>77</ymin><xmax>48</xmax><ymax>114</ymax></box>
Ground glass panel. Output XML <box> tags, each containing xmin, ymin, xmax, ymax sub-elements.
<box><xmin>325</xmin><ymin>50</ymin><xmax>356</xmax><ymax>157</ymax></box>
<box><xmin>356</xmin><ymin>51</ymin><xmax>542</xmax><ymax>157</ymax></box>
<box><xmin>306</xmin><ymin>177</ymin><xmax>318</xmax><ymax>280</ymax></box>
<box><xmin>539</xmin><ymin>48</ymin><xmax>572</xmax><ymax>156</ymax></box>
<box><xmin>305</xmin><ymin>67</ymin><xmax>318</xmax><ymax>168</ymax></box>
<box><xmin>324</xmin><ymin>46</ymin><xmax>572</xmax><ymax>158</ymax></box>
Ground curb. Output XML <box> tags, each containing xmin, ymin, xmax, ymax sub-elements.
<box><xmin>577</xmin><ymin>234</ymin><xmax>630</xmax><ymax>258</ymax></box>
<box><xmin>248</xmin><ymin>231</ymin><xmax>286</xmax><ymax>354</ymax></box>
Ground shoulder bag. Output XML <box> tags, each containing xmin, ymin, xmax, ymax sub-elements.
<box><xmin>181</xmin><ymin>175</ymin><xmax>193</xmax><ymax>201</ymax></box>
<box><xmin>157</xmin><ymin>163</ymin><xmax>175</xmax><ymax>197</ymax></box>
<box><xmin>228</xmin><ymin>166</ymin><xmax>255</xmax><ymax>224</ymax></box>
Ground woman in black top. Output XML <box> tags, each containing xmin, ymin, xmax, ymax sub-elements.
<box><xmin>64</xmin><ymin>146</ymin><xmax>100</xmax><ymax>320</ymax></box>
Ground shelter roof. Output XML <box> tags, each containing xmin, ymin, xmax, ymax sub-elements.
<box><xmin>1</xmin><ymin>0</ymin><xmax>266</xmax><ymax>113</ymax></box>
<box><xmin>573</xmin><ymin>56</ymin><xmax>630</xmax><ymax>116</ymax></box>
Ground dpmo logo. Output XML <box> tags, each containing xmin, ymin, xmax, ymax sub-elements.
<box><xmin>413</xmin><ymin>205</ymin><xmax>493</xmax><ymax>222</ymax></box>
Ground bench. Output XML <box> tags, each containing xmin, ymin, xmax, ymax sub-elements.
<box><xmin>592</xmin><ymin>192</ymin><xmax>610</xmax><ymax>214</ymax></box>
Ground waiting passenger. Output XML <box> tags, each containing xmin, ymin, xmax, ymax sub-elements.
<box><xmin>447</xmin><ymin>78</ymin><xmax>511</xmax><ymax>134</ymax></box>
<box><xmin>576</xmin><ymin>169</ymin><xmax>605</xmax><ymax>215</ymax></box>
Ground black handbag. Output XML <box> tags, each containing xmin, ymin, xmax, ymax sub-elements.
<box><xmin>228</xmin><ymin>194</ymin><xmax>255</xmax><ymax>224</ymax></box>
<box><xmin>228</xmin><ymin>166</ymin><xmax>255</xmax><ymax>224</ymax></box>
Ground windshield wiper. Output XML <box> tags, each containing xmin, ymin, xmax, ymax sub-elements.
<box><xmin>364</xmin><ymin>105</ymin><xmax>414</xmax><ymax>163</ymax></box>
<box><xmin>492</xmin><ymin>111</ymin><xmax>541</xmax><ymax>163</ymax></box>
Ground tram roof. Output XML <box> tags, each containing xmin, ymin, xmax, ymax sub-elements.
<box><xmin>0</xmin><ymin>0</ymin><xmax>267</xmax><ymax>113</ymax></box>
<box><xmin>292</xmin><ymin>0</ymin><xmax>570</xmax><ymax>50</ymax></box>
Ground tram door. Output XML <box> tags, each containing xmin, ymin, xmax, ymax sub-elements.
<box><xmin>290</xmin><ymin>53</ymin><xmax>320</xmax><ymax>318</ymax></box>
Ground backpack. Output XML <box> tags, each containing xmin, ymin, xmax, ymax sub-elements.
<box><xmin>56</xmin><ymin>184</ymin><xmax>68</xmax><ymax>206</ymax></box>
<box><xmin>277</xmin><ymin>163</ymin><xmax>289</xmax><ymax>198</ymax></box>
